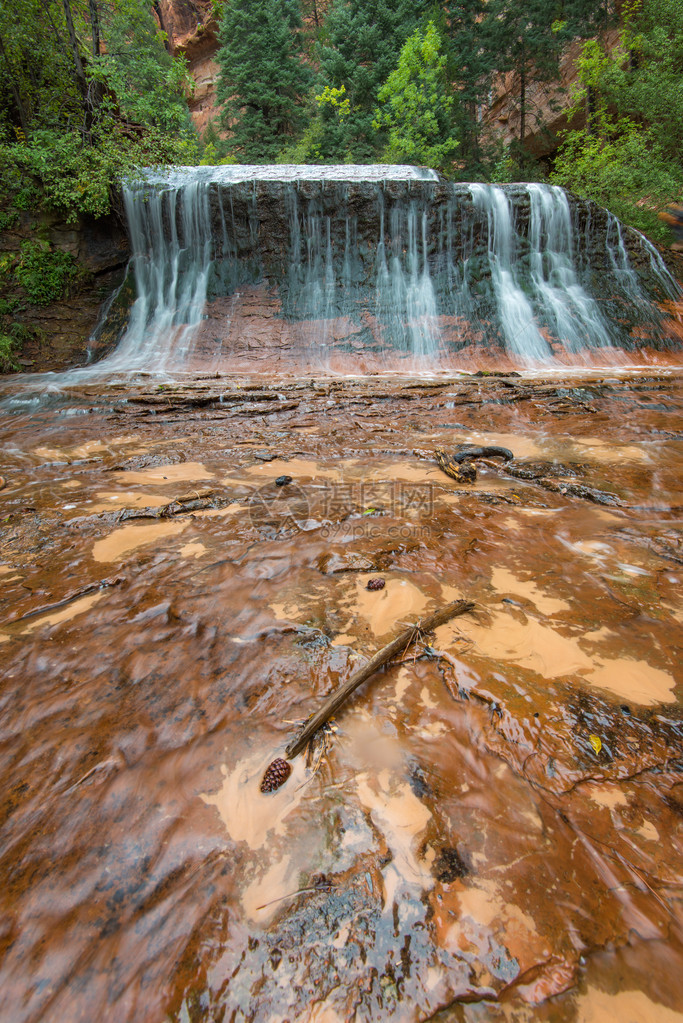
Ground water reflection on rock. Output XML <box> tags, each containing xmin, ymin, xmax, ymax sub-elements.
<box><xmin>0</xmin><ymin>370</ymin><xmax>681</xmax><ymax>1022</ymax></box>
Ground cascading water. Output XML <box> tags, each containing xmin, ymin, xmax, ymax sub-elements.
<box><xmin>109</xmin><ymin>179</ymin><xmax>213</xmax><ymax>372</ymax></box>
<box><xmin>469</xmin><ymin>183</ymin><xmax>550</xmax><ymax>361</ymax></box>
<box><xmin>375</xmin><ymin>200</ymin><xmax>440</xmax><ymax>356</ymax></box>
<box><xmin>526</xmin><ymin>183</ymin><xmax>610</xmax><ymax>354</ymax></box>
<box><xmin>88</xmin><ymin>165</ymin><xmax>681</xmax><ymax>375</ymax></box>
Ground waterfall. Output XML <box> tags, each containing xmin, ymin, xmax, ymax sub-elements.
<box><xmin>526</xmin><ymin>183</ymin><xmax>610</xmax><ymax>355</ymax></box>
<box><xmin>89</xmin><ymin>166</ymin><xmax>680</xmax><ymax>374</ymax></box>
<box><xmin>373</xmin><ymin>201</ymin><xmax>440</xmax><ymax>356</ymax></box>
<box><xmin>470</xmin><ymin>183</ymin><xmax>550</xmax><ymax>361</ymax></box>
<box><xmin>106</xmin><ymin>179</ymin><xmax>213</xmax><ymax>372</ymax></box>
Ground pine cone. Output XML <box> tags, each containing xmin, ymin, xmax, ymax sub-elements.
<box><xmin>366</xmin><ymin>577</ymin><xmax>385</xmax><ymax>591</ymax></box>
<box><xmin>260</xmin><ymin>757</ymin><xmax>292</xmax><ymax>793</ymax></box>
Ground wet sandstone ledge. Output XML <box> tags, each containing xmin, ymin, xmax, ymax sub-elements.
<box><xmin>0</xmin><ymin>370</ymin><xmax>682</xmax><ymax>1021</ymax></box>
<box><xmin>4</xmin><ymin>177</ymin><xmax>683</xmax><ymax>376</ymax></box>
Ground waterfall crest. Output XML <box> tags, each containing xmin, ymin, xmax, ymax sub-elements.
<box><xmin>92</xmin><ymin>166</ymin><xmax>681</xmax><ymax>374</ymax></box>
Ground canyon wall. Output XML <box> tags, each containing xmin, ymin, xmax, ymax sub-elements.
<box><xmin>0</xmin><ymin>210</ymin><xmax>129</xmax><ymax>372</ymax></box>
<box><xmin>482</xmin><ymin>29</ymin><xmax>621</xmax><ymax>166</ymax></box>
<box><xmin>157</xmin><ymin>0</ymin><xmax>221</xmax><ymax>137</ymax></box>
<box><xmin>156</xmin><ymin>0</ymin><xmax>619</xmax><ymax>163</ymax></box>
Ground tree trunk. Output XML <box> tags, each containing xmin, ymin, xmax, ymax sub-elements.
<box><xmin>88</xmin><ymin>0</ymin><xmax>100</xmax><ymax>56</ymax></box>
<box><xmin>519</xmin><ymin>60</ymin><xmax>526</xmax><ymax>147</ymax></box>
<box><xmin>0</xmin><ymin>34</ymin><xmax>30</xmax><ymax>138</ymax></box>
<box><xmin>152</xmin><ymin>0</ymin><xmax>171</xmax><ymax>52</ymax></box>
<box><xmin>61</xmin><ymin>0</ymin><xmax>87</xmax><ymax>96</ymax></box>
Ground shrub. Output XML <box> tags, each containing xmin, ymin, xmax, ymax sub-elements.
<box><xmin>0</xmin><ymin>333</ymin><xmax>19</xmax><ymax>372</ymax></box>
<box><xmin>15</xmin><ymin>241</ymin><xmax>79</xmax><ymax>305</ymax></box>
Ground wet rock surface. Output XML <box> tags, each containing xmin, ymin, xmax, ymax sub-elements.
<box><xmin>0</xmin><ymin>209</ymin><xmax>130</xmax><ymax>373</ymax></box>
<box><xmin>0</xmin><ymin>370</ymin><xmax>682</xmax><ymax>1022</ymax></box>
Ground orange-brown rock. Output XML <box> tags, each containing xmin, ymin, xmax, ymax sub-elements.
<box><xmin>482</xmin><ymin>28</ymin><xmax>621</xmax><ymax>164</ymax></box>
<box><xmin>156</xmin><ymin>0</ymin><xmax>221</xmax><ymax>136</ymax></box>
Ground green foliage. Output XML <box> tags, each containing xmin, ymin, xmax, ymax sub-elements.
<box><xmin>489</xmin><ymin>148</ymin><xmax>518</xmax><ymax>184</ymax></box>
<box><xmin>0</xmin><ymin>332</ymin><xmax>20</xmax><ymax>372</ymax></box>
<box><xmin>199</xmin><ymin>119</ymin><xmax>236</xmax><ymax>164</ymax></box>
<box><xmin>316</xmin><ymin>84</ymin><xmax>350</xmax><ymax>121</ymax></box>
<box><xmin>554</xmin><ymin>119</ymin><xmax>679</xmax><ymax>238</ymax></box>
<box><xmin>0</xmin><ymin>0</ymin><xmax>199</xmax><ymax>221</ymax></box>
<box><xmin>0</xmin><ymin>125</ymin><xmax>199</xmax><ymax>222</ymax></box>
<box><xmin>0</xmin><ymin>296</ymin><xmax>19</xmax><ymax>316</ymax></box>
<box><xmin>0</xmin><ymin>209</ymin><xmax>18</xmax><ymax>230</ymax></box>
<box><xmin>88</xmin><ymin>3</ymin><xmax>195</xmax><ymax>135</ymax></box>
<box><xmin>373</xmin><ymin>22</ymin><xmax>458</xmax><ymax>173</ymax></box>
<box><xmin>0</xmin><ymin>251</ymin><xmax>15</xmax><ymax>287</ymax></box>
<box><xmin>276</xmin><ymin>114</ymin><xmax>327</xmax><ymax>163</ymax></box>
<box><xmin>439</xmin><ymin>0</ymin><xmax>493</xmax><ymax>175</ymax></box>
<box><xmin>552</xmin><ymin>0</ymin><xmax>683</xmax><ymax>240</ymax></box>
<box><xmin>621</xmin><ymin>0</ymin><xmax>683</xmax><ymax>162</ymax></box>
<box><xmin>0</xmin><ymin>321</ymin><xmax>42</xmax><ymax>372</ymax></box>
<box><xmin>216</xmin><ymin>0</ymin><xmax>312</xmax><ymax>162</ymax></box>
<box><xmin>312</xmin><ymin>0</ymin><xmax>431</xmax><ymax>161</ymax></box>
<box><xmin>14</xmin><ymin>242</ymin><xmax>79</xmax><ymax>305</ymax></box>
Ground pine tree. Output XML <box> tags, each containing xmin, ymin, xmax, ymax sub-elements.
<box><xmin>483</xmin><ymin>0</ymin><xmax>611</xmax><ymax>160</ymax></box>
<box><xmin>441</xmin><ymin>0</ymin><xmax>495</xmax><ymax>174</ymax></box>
<box><xmin>216</xmin><ymin>0</ymin><xmax>312</xmax><ymax>162</ymax></box>
<box><xmin>314</xmin><ymin>0</ymin><xmax>431</xmax><ymax>161</ymax></box>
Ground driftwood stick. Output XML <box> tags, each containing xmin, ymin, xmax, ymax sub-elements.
<box><xmin>285</xmin><ymin>599</ymin><xmax>475</xmax><ymax>760</ymax></box>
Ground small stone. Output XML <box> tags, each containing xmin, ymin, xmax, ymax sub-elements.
<box><xmin>260</xmin><ymin>757</ymin><xmax>291</xmax><ymax>793</ymax></box>
<box><xmin>275</xmin><ymin>475</ymin><xmax>293</xmax><ymax>487</ymax></box>
<box><xmin>366</xmin><ymin>577</ymin><xmax>385</xmax><ymax>591</ymax></box>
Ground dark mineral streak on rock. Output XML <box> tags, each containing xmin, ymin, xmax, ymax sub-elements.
<box><xmin>433</xmin><ymin>846</ymin><xmax>470</xmax><ymax>883</ymax></box>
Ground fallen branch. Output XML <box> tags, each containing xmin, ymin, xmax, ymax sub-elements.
<box><xmin>4</xmin><ymin>576</ymin><xmax>123</xmax><ymax>625</ymax></box>
<box><xmin>478</xmin><ymin>458</ymin><xmax>621</xmax><ymax>507</ymax></box>
<box><xmin>284</xmin><ymin>598</ymin><xmax>475</xmax><ymax>761</ymax></box>
<box><xmin>118</xmin><ymin>488</ymin><xmax>218</xmax><ymax>521</ymax></box>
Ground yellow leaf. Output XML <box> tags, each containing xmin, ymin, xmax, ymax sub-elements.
<box><xmin>589</xmin><ymin>734</ymin><xmax>602</xmax><ymax>754</ymax></box>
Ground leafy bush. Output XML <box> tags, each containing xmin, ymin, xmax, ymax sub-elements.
<box><xmin>373</xmin><ymin>22</ymin><xmax>459</xmax><ymax>173</ymax></box>
<box><xmin>553</xmin><ymin>117</ymin><xmax>680</xmax><ymax>240</ymax></box>
<box><xmin>15</xmin><ymin>242</ymin><xmax>79</xmax><ymax>305</ymax></box>
<box><xmin>0</xmin><ymin>0</ymin><xmax>200</xmax><ymax>224</ymax></box>
<box><xmin>0</xmin><ymin>322</ymin><xmax>40</xmax><ymax>372</ymax></box>
<box><xmin>552</xmin><ymin>3</ymin><xmax>683</xmax><ymax>241</ymax></box>
<box><xmin>1</xmin><ymin>125</ymin><xmax>200</xmax><ymax>223</ymax></box>
<box><xmin>0</xmin><ymin>209</ymin><xmax>19</xmax><ymax>230</ymax></box>
<box><xmin>0</xmin><ymin>296</ymin><xmax>19</xmax><ymax>316</ymax></box>
<box><xmin>0</xmin><ymin>333</ymin><xmax>20</xmax><ymax>372</ymax></box>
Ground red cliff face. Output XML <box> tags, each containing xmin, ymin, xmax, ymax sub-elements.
<box><xmin>156</xmin><ymin>0</ymin><xmax>221</xmax><ymax>137</ymax></box>
<box><xmin>482</xmin><ymin>28</ymin><xmax>621</xmax><ymax>166</ymax></box>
